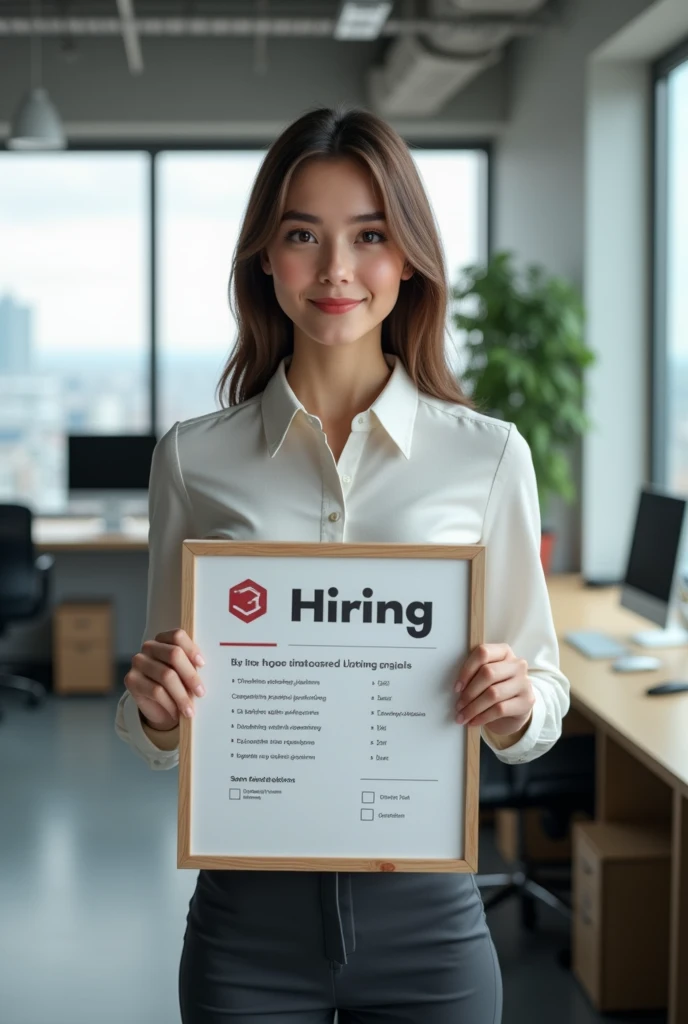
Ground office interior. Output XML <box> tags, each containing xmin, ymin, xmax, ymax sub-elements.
<box><xmin>1</xmin><ymin>1</ymin><xmax>688</xmax><ymax>1022</ymax></box>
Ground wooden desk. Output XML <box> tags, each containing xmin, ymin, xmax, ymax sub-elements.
<box><xmin>33</xmin><ymin>517</ymin><xmax>149</xmax><ymax>552</ymax></box>
<box><xmin>549</xmin><ymin>574</ymin><xmax>688</xmax><ymax>1023</ymax></box>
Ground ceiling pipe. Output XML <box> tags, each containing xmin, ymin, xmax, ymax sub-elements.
<box><xmin>0</xmin><ymin>15</ymin><xmax>550</xmax><ymax>37</ymax></box>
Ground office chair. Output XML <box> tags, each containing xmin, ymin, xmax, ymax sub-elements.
<box><xmin>476</xmin><ymin>732</ymin><xmax>596</xmax><ymax>930</ymax></box>
<box><xmin>0</xmin><ymin>504</ymin><xmax>53</xmax><ymax>718</ymax></box>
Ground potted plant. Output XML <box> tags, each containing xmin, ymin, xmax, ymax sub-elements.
<box><xmin>450</xmin><ymin>250</ymin><xmax>596</xmax><ymax>574</ymax></box>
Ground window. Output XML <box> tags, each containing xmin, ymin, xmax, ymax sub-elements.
<box><xmin>0</xmin><ymin>144</ymin><xmax>489</xmax><ymax>512</ymax></box>
<box><xmin>156</xmin><ymin>151</ymin><xmax>266</xmax><ymax>430</ymax></box>
<box><xmin>413</xmin><ymin>148</ymin><xmax>489</xmax><ymax>378</ymax></box>
<box><xmin>653</xmin><ymin>41</ymin><xmax>688</xmax><ymax>494</ymax></box>
<box><xmin>0</xmin><ymin>152</ymin><xmax>149</xmax><ymax>512</ymax></box>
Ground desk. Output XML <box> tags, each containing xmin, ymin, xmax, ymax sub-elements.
<box><xmin>549</xmin><ymin>574</ymin><xmax>688</xmax><ymax>1023</ymax></box>
<box><xmin>33</xmin><ymin>517</ymin><xmax>149</xmax><ymax>552</ymax></box>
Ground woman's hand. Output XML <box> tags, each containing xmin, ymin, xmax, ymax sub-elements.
<box><xmin>454</xmin><ymin>643</ymin><xmax>535</xmax><ymax>737</ymax></box>
<box><xmin>124</xmin><ymin>628</ymin><xmax>206</xmax><ymax>732</ymax></box>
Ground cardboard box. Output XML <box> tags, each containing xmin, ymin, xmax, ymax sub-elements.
<box><xmin>496</xmin><ymin>806</ymin><xmax>591</xmax><ymax>863</ymax></box>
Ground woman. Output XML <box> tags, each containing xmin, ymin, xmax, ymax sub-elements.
<box><xmin>115</xmin><ymin>105</ymin><xmax>570</xmax><ymax>1023</ymax></box>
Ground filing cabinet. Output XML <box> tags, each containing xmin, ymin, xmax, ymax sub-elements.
<box><xmin>572</xmin><ymin>820</ymin><xmax>671</xmax><ymax>1012</ymax></box>
<box><xmin>53</xmin><ymin>601</ymin><xmax>114</xmax><ymax>695</ymax></box>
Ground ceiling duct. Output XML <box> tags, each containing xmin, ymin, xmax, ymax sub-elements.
<box><xmin>367</xmin><ymin>32</ymin><xmax>500</xmax><ymax>116</ymax></box>
<box><xmin>426</xmin><ymin>0</ymin><xmax>549</xmax><ymax>52</ymax></box>
<box><xmin>425</xmin><ymin>0</ymin><xmax>513</xmax><ymax>50</ymax></box>
<box><xmin>367</xmin><ymin>0</ymin><xmax>549</xmax><ymax>117</ymax></box>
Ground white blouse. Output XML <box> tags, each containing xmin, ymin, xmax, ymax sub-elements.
<box><xmin>114</xmin><ymin>354</ymin><xmax>570</xmax><ymax>771</ymax></box>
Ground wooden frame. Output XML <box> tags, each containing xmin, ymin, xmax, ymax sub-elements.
<box><xmin>178</xmin><ymin>541</ymin><xmax>484</xmax><ymax>872</ymax></box>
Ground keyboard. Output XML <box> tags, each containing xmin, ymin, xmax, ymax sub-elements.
<box><xmin>564</xmin><ymin>630</ymin><xmax>630</xmax><ymax>659</ymax></box>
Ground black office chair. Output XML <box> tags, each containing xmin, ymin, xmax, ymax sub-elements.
<box><xmin>476</xmin><ymin>731</ymin><xmax>596</xmax><ymax>930</ymax></box>
<box><xmin>0</xmin><ymin>504</ymin><xmax>53</xmax><ymax>717</ymax></box>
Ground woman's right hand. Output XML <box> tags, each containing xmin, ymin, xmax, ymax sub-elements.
<box><xmin>124</xmin><ymin>628</ymin><xmax>206</xmax><ymax>731</ymax></box>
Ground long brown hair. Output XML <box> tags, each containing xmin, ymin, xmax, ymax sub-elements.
<box><xmin>216</xmin><ymin>104</ymin><xmax>474</xmax><ymax>410</ymax></box>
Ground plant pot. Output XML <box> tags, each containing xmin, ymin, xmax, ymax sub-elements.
<box><xmin>540</xmin><ymin>529</ymin><xmax>557</xmax><ymax>575</ymax></box>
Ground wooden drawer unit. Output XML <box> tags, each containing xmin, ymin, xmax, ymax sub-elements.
<box><xmin>572</xmin><ymin>820</ymin><xmax>671</xmax><ymax>1012</ymax></box>
<box><xmin>55</xmin><ymin>603</ymin><xmax>112</xmax><ymax>642</ymax></box>
<box><xmin>53</xmin><ymin>602</ymin><xmax>114</xmax><ymax>695</ymax></box>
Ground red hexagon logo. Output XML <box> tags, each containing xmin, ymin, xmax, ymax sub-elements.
<box><xmin>229</xmin><ymin>579</ymin><xmax>267</xmax><ymax>622</ymax></box>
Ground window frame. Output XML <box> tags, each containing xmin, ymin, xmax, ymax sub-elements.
<box><xmin>651</xmin><ymin>37</ymin><xmax>688</xmax><ymax>488</ymax></box>
<box><xmin>1</xmin><ymin>137</ymin><xmax>492</xmax><ymax>439</ymax></box>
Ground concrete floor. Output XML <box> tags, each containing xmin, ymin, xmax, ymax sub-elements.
<box><xmin>0</xmin><ymin>684</ymin><xmax>667</xmax><ymax>1024</ymax></box>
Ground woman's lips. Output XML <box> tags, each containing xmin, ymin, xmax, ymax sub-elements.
<box><xmin>309</xmin><ymin>299</ymin><xmax>364</xmax><ymax>314</ymax></box>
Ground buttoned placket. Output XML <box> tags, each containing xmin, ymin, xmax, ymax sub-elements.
<box><xmin>307</xmin><ymin>410</ymin><xmax>371</xmax><ymax>543</ymax></box>
<box><xmin>304</xmin><ymin>409</ymin><xmax>373</xmax><ymax>967</ymax></box>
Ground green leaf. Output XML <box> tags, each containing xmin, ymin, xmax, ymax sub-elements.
<box><xmin>453</xmin><ymin>250</ymin><xmax>594</xmax><ymax>512</ymax></box>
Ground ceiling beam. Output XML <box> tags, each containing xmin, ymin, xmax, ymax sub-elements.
<box><xmin>115</xmin><ymin>0</ymin><xmax>144</xmax><ymax>73</ymax></box>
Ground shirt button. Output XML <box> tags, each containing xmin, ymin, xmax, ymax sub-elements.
<box><xmin>357</xmin><ymin>416</ymin><xmax>365</xmax><ymax>425</ymax></box>
<box><xmin>328</xmin><ymin>511</ymin><xmax>341</xmax><ymax>522</ymax></box>
<box><xmin>342</xmin><ymin>474</ymin><xmax>351</xmax><ymax>484</ymax></box>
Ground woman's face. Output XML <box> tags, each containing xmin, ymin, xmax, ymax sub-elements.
<box><xmin>261</xmin><ymin>156</ymin><xmax>413</xmax><ymax>351</ymax></box>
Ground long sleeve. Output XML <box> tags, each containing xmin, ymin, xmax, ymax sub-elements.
<box><xmin>478</xmin><ymin>422</ymin><xmax>571</xmax><ymax>764</ymax></box>
<box><xmin>114</xmin><ymin>422</ymin><xmax>189</xmax><ymax>770</ymax></box>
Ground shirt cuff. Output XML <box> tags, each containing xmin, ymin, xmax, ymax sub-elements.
<box><xmin>480</xmin><ymin>683</ymin><xmax>547</xmax><ymax>763</ymax></box>
<box><xmin>121</xmin><ymin>691</ymin><xmax>180</xmax><ymax>768</ymax></box>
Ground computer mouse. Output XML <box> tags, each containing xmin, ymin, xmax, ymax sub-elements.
<box><xmin>611</xmin><ymin>655</ymin><xmax>662</xmax><ymax>672</ymax></box>
<box><xmin>646</xmin><ymin>681</ymin><xmax>688</xmax><ymax>695</ymax></box>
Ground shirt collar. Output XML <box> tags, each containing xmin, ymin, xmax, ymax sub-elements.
<box><xmin>261</xmin><ymin>353</ymin><xmax>419</xmax><ymax>460</ymax></box>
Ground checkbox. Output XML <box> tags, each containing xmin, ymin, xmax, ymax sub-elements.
<box><xmin>361</xmin><ymin>791</ymin><xmax>375</xmax><ymax>803</ymax></box>
<box><xmin>360</xmin><ymin>808</ymin><xmax>374</xmax><ymax>821</ymax></box>
<box><xmin>229</xmin><ymin>788</ymin><xmax>241</xmax><ymax>800</ymax></box>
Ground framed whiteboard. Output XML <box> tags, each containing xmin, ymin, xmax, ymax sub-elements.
<box><xmin>177</xmin><ymin>541</ymin><xmax>484</xmax><ymax>873</ymax></box>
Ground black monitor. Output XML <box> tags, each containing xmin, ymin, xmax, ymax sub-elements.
<box><xmin>620</xmin><ymin>487</ymin><xmax>688</xmax><ymax>646</ymax></box>
<box><xmin>67</xmin><ymin>434</ymin><xmax>157</xmax><ymax>529</ymax></box>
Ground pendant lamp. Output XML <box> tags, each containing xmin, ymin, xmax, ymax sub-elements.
<box><xmin>8</xmin><ymin>0</ymin><xmax>66</xmax><ymax>150</ymax></box>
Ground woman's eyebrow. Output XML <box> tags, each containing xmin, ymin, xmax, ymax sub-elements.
<box><xmin>280</xmin><ymin>210</ymin><xmax>386</xmax><ymax>225</ymax></box>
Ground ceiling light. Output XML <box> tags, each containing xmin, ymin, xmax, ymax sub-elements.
<box><xmin>7</xmin><ymin>0</ymin><xmax>66</xmax><ymax>150</ymax></box>
<box><xmin>8</xmin><ymin>87</ymin><xmax>66</xmax><ymax>150</ymax></box>
<box><xmin>334</xmin><ymin>1</ymin><xmax>393</xmax><ymax>41</ymax></box>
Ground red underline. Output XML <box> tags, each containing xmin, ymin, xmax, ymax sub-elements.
<box><xmin>219</xmin><ymin>642</ymin><xmax>278</xmax><ymax>647</ymax></box>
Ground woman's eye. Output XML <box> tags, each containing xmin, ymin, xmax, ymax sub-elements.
<box><xmin>286</xmin><ymin>229</ymin><xmax>315</xmax><ymax>243</ymax></box>
<box><xmin>285</xmin><ymin>229</ymin><xmax>387</xmax><ymax>244</ymax></box>
<box><xmin>360</xmin><ymin>230</ymin><xmax>387</xmax><ymax>244</ymax></box>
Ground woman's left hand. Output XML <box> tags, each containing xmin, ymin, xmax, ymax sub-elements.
<box><xmin>454</xmin><ymin>643</ymin><xmax>535</xmax><ymax>736</ymax></box>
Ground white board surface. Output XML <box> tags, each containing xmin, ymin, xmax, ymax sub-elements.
<box><xmin>190</xmin><ymin>553</ymin><xmax>471</xmax><ymax>860</ymax></box>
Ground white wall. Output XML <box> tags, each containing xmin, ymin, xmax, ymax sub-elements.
<box><xmin>582</xmin><ymin>0</ymin><xmax>688</xmax><ymax>579</ymax></box>
<box><xmin>493</xmin><ymin>0</ymin><xmax>657</xmax><ymax>572</ymax></box>
<box><xmin>582</xmin><ymin>62</ymin><xmax>651</xmax><ymax>581</ymax></box>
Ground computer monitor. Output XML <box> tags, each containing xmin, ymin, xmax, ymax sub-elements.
<box><xmin>68</xmin><ymin>434</ymin><xmax>157</xmax><ymax>530</ymax></box>
<box><xmin>620</xmin><ymin>488</ymin><xmax>688</xmax><ymax>647</ymax></box>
